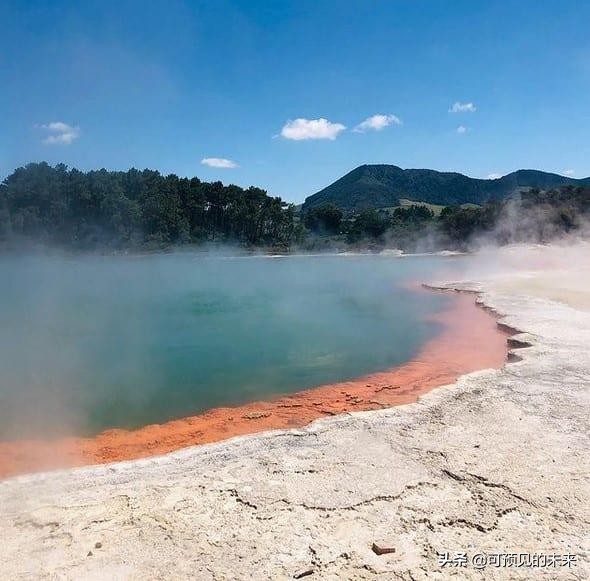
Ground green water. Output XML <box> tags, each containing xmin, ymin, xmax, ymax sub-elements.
<box><xmin>0</xmin><ymin>253</ymin><xmax>459</xmax><ymax>438</ymax></box>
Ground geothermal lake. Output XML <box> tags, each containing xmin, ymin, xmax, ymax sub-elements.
<box><xmin>0</xmin><ymin>253</ymin><xmax>460</xmax><ymax>439</ymax></box>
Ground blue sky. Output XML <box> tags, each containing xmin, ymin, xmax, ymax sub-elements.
<box><xmin>2</xmin><ymin>0</ymin><xmax>589</xmax><ymax>203</ymax></box>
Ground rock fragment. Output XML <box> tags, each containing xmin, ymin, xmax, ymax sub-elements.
<box><xmin>293</xmin><ymin>566</ymin><xmax>314</xmax><ymax>578</ymax></box>
<box><xmin>372</xmin><ymin>541</ymin><xmax>396</xmax><ymax>556</ymax></box>
<box><xmin>242</xmin><ymin>411</ymin><xmax>271</xmax><ymax>420</ymax></box>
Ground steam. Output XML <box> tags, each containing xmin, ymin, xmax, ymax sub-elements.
<box><xmin>453</xmin><ymin>240</ymin><xmax>590</xmax><ymax>314</ymax></box>
<box><xmin>470</xmin><ymin>194</ymin><xmax>590</xmax><ymax>250</ymax></box>
<box><xmin>0</xmin><ymin>253</ymin><xmax>157</xmax><ymax>440</ymax></box>
<box><xmin>381</xmin><ymin>189</ymin><xmax>590</xmax><ymax>255</ymax></box>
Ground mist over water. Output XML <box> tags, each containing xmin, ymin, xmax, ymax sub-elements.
<box><xmin>0</xmin><ymin>253</ymin><xmax>458</xmax><ymax>439</ymax></box>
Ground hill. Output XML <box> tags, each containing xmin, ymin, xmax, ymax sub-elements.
<box><xmin>303</xmin><ymin>165</ymin><xmax>590</xmax><ymax>211</ymax></box>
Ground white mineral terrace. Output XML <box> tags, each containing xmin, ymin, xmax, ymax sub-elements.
<box><xmin>0</xmin><ymin>243</ymin><xmax>588</xmax><ymax>580</ymax></box>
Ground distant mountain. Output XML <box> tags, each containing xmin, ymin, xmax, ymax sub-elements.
<box><xmin>303</xmin><ymin>165</ymin><xmax>590</xmax><ymax>211</ymax></box>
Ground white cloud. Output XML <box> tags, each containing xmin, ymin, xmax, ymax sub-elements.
<box><xmin>39</xmin><ymin>121</ymin><xmax>80</xmax><ymax>145</ymax></box>
<box><xmin>353</xmin><ymin>113</ymin><xmax>402</xmax><ymax>133</ymax></box>
<box><xmin>564</xmin><ymin>169</ymin><xmax>575</xmax><ymax>176</ymax></box>
<box><xmin>201</xmin><ymin>157</ymin><xmax>239</xmax><ymax>168</ymax></box>
<box><xmin>456</xmin><ymin>125</ymin><xmax>469</xmax><ymax>134</ymax></box>
<box><xmin>487</xmin><ymin>173</ymin><xmax>503</xmax><ymax>180</ymax></box>
<box><xmin>449</xmin><ymin>102</ymin><xmax>477</xmax><ymax>113</ymax></box>
<box><xmin>280</xmin><ymin>118</ymin><xmax>346</xmax><ymax>140</ymax></box>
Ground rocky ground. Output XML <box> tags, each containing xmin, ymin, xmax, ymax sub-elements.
<box><xmin>0</xmin><ymin>244</ymin><xmax>588</xmax><ymax>580</ymax></box>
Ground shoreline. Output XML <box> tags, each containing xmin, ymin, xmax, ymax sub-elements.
<box><xmin>0</xmin><ymin>289</ymin><xmax>509</xmax><ymax>480</ymax></box>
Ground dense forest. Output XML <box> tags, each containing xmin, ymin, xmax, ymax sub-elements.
<box><xmin>1</xmin><ymin>163</ymin><xmax>588</xmax><ymax>253</ymax></box>
<box><xmin>0</xmin><ymin>163</ymin><xmax>296</xmax><ymax>250</ymax></box>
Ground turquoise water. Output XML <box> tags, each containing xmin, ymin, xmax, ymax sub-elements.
<box><xmin>0</xmin><ymin>253</ymin><xmax>458</xmax><ymax>438</ymax></box>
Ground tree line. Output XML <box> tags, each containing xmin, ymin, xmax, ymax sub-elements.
<box><xmin>0</xmin><ymin>163</ymin><xmax>296</xmax><ymax>250</ymax></box>
<box><xmin>1</xmin><ymin>163</ymin><xmax>588</xmax><ymax>252</ymax></box>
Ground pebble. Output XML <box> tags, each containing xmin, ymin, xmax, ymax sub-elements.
<box><xmin>293</xmin><ymin>566</ymin><xmax>314</xmax><ymax>578</ymax></box>
<box><xmin>372</xmin><ymin>541</ymin><xmax>396</xmax><ymax>556</ymax></box>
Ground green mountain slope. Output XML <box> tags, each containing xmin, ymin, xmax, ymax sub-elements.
<box><xmin>303</xmin><ymin>165</ymin><xmax>590</xmax><ymax>211</ymax></box>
